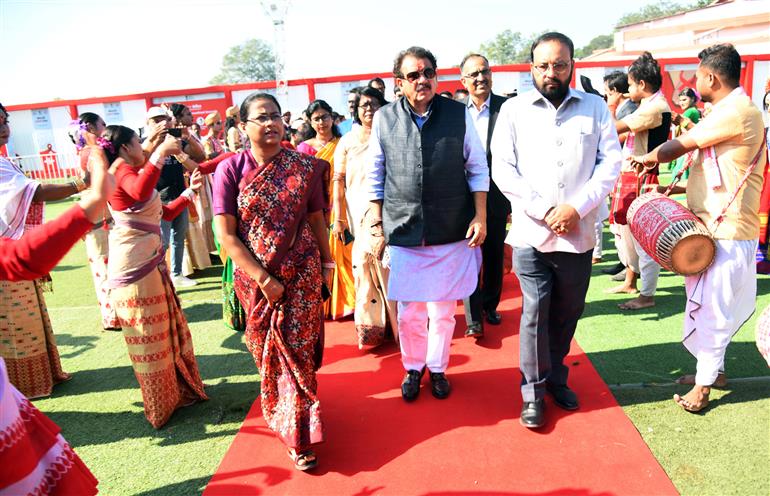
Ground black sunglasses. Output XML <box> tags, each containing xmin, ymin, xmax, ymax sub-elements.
<box><xmin>401</xmin><ymin>67</ymin><xmax>436</xmax><ymax>83</ymax></box>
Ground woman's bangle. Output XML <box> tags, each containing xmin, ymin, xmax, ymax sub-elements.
<box><xmin>322</xmin><ymin>261</ymin><xmax>336</xmax><ymax>269</ymax></box>
<box><xmin>258</xmin><ymin>275</ymin><xmax>272</xmax><ymax>289</ymax></box>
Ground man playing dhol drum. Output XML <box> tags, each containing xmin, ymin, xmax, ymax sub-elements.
<box><xmin>631</xmin><ymin>44</ymin><xmax>767</xmax><ymax>413</ymax></box>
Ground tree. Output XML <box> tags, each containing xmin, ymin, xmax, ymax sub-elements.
<box><xmin>575</xmin><ymin>34</ymin><xmax>614</xmax><ymax>59</ymax></box>
<box><xmin>574</xmin><ymin>0</ymin><xmax>711</xmax><ymax>58</ymax></box>
<box><xmin>478</xmin><ymin>29</ymin><xmax>549</xmax><ymax>64</ymax></box>
<box><xmin>210</xmin><ymin>39</ymin><xmax>276</xmax><ymax>84</ymax></box>
<box><xmin>616</xmin><ymin>0</ymin><xmax>694</xmax><ymax>26</ymax></box>
<box><xmin>480</xmin><ymin>1</ymin><xmax>712</xmax><ymax>64</ymax></box>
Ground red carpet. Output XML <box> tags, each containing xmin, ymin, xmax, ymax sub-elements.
<box><xmin>205</xmin><ymin>274</ymin><xmax>676</xmax><ymax>495</ymax></box>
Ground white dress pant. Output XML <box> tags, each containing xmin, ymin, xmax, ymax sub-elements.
<box><xmin>397</xmin><ymin>300</ymin><xmax>456</xmax><ymax>373</ymax></box>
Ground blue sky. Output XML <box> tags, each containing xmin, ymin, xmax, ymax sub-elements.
<box><xmin>1</xmin><ymin>0</ymin><xmax>663</xmax><ymax>104</ymax></box>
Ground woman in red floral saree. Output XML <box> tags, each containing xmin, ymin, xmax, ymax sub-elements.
<box><xmin>213</xmin><ymin>93</ymin><xmax>333</xmax><ymax>471</ymax></box>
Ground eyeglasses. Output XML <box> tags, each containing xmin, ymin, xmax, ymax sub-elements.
<box><xmin>532</xmin><ymin>61</ymin><xmax>572</xmax><ymax>75</ymax></box>
<box><xmin>401</xmin><ymin>67</ymin><xmax>437</xmax><ymax>83</ymax></box>
<box><xmin>463</xmin><ymin>69</ymin><xmax>491</xmax><ymax>79</ymax></box>
<box><xmin>359</xmin><ymin>102</ymin><xmax>381</xmax><ymax>110</ymax></box>
<box><xmin>245</xmin><ymin>113</ymin><xmax>282</xmax><ymax>125</ymax></box>
<box><xmin>311</xmin><ymin>113</ymin><xmax>332</xmax><ymax>123</ymax></box>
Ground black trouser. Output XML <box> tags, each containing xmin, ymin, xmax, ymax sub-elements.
<box><xmin>463</xmin><ymin>213</ymin><xmax>508</xmax><ymax>324</ymax></box>
<box><xmin>513</xmin><ymin>246</ymin><xmax>593</xmax><ymax>402</ymax></box>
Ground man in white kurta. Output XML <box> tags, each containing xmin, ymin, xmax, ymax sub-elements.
<box><xmin>631</xmin><ymin>43</ymin><xmax>766</xmax><ymax>412</ymax></box>
<box><xmin>366</xmin><ymin>46</ymin><xmax>489</xmax><ymax>402</ymax></box>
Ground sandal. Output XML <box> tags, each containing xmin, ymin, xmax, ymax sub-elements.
<box><xmin>288</xmin><ymin>448</ymin><xmax>318</xmax><ymax>471</ymax></box>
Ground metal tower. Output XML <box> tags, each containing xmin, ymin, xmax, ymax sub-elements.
<box><xmin>261</xmin><ymin>1</ymin><xmax>290</xmax><ymax>109</ymax></box>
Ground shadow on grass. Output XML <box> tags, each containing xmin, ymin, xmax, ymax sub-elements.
<box><xmin>133</xmin><ymin>475</ymin><xmax>210</xmax><ymax>496</ymax></box>
<box><xmin>51</xmin><ymin>264</ymin><xmax>80</xmax><ymax>272</ymax></box>
<box><xmin>222</xmin><ymin>331</ymin><xmax>246</xmax><ymax>352</ymax></box>
<box><xmin>583</xmin><ymin>290</ymin><xmax>687</xmax><ymax>321</ymax></box>
<box><xmin>55</xmin><ymin>333</ymin><xmax>99</xmax><ymax>359</ymax></box>
<box><xmin>185</xmin><ymin>302</ymin><xmax>221</xmax><ymax>323</ymax></box>
<box><xmin>51</xmin><ymin>352</ymin><xmax>256</xmax><ymax>397</ymax></box>
<box><xmin>138</xmin><ymin>466</ymin><xmax>295</xmax><ymax>496</ymax></box>
<box><xmin>587</xmin><ymin>341</ymin><xmax>770</xmax><ymax>399</ymax></box>
<box><xmin>612</xmin><ymin>379</ymin><xmax>770</xmax><ymax>414</ymax></box>
<box><xmin>48</xmin><ymin>379</ymin><xmax>258</xmax><ymax>449</ymax></box>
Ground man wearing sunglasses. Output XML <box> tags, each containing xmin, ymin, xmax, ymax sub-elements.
<box><xmin>458</xmin><ymin>53</ymin><xmax>512</xmax><ymax>340</ymax></box>
<box><xmin>491</xmin><ymin>32</ymin><xmax>622</xmax><ymax>429</ymax></box>
<box><xmin>366</xmin><ymin>46</ymin><xmax>489</xmax><ymax>403</ymax></box>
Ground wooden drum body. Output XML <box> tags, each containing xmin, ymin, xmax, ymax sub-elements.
<box><xmin>627</xmin><ymin>193</ymin><xmax>716</xmax><ymax>276</ymax></box>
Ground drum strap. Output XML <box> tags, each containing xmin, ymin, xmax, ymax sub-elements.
<box><xmin>709</xmin><ymin>134</ymin><xmax>767</xmax><ymax>231</ymax></box>
<box><xmin>665</xmin><ymin>135</ymin><xmax>767</xmax><ymax>232</ymax></box>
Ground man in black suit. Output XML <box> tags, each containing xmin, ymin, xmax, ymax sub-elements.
<box><xmin>460</xmin><ymin>53</ymin><xmax>512</xmax><ymax>338</ymax></box>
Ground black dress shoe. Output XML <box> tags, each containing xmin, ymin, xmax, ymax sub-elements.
<box><xmin>429</xmin><ymin>372</ymin><xmax>451</xmax><ymax>399</ymax></box>
<box><xmin>401</xmin><ymin>368</ymin><xmax>424</xmax><ymax>402</ymax></box>
<box><xmin>547</xmin><ymin>385</ymin><xmax>579</xmax><ymax>410</ymax></box>
<box><xmin>601</xmin><ymin>261</ymin><xmax>625</xmax><ymax>275</ymax></box>
<box><xmin>520</xmin><ymin>400</ymin><xmax>545</xmax><ymax>428</ymax></box>
<box><xmin>465</xmin><ymin>322</ymin><xmax>484</xmax><ymax>338</ymax></box>
<box><xmin>485</xmin><ymin>309</ymin><xmax>502</xmax><ymax>325</ymax></box>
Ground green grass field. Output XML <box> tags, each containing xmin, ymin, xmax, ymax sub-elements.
<box><xmin>31</xmin><ymin>198</ymin><xmax>770</xmax><ymax>495</ymax></box>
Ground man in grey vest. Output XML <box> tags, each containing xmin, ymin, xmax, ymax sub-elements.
<box><xmin>366</xmin><ymin>46</ymin><xmax>489</xmax><ymax>402</ymax></box>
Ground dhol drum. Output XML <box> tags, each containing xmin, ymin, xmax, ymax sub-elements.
<box><xmin>627</xmin><ymin>192</ymin><xmax>716</xmax><ymax>276</ymax></box>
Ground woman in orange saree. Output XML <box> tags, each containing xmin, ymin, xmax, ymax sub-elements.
<box><xmin>296</xmin><ymin>99</ymin><xmax>355</xmax><ymax>320</ymax></box>
<box><xmin>213</xmin><ymin>93</ymin><xmax>333</xmax><ymax>471</ymax></box>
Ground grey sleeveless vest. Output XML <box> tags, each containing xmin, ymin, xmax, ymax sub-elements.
<box><xmin>377</xmin><ymin>96</ymin><xmax>474</xmax><ymax>247</ymax></box>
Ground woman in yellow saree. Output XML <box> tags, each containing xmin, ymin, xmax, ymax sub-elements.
<box><xmin>296</xmin><ymin>100</ymin><xmax>355</xmax><ymax>320</ymax></box>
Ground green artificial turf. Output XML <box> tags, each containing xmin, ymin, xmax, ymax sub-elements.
<box><xmin>37</xmin><ymin>199</ymin><xmax>258</xmax><ymax>495</ymax></box>
<box><xmin>31</xmin><ymin>197</ymin><xmax>770</xmax><ymax>495</ymax></box>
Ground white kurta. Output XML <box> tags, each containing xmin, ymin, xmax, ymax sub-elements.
<box><xmin>684</xmin><ymin>239</ymin><xmax>757</xmax><ymax>385</ymax></box>
<box><xmin>387</xmin><ymin>240</ymin><xmax>481</xmax><ymax>302</ymax></box>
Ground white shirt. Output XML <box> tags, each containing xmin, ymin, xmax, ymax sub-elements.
<box><xmin>491</xmin><ymin>88</ymin><xmax>622</xmax><ymax>253</ymax></box>
<box><xmin>466</xmin><ymin>94</ymin><xmax>491</xmax><ymax>153</ymax></box>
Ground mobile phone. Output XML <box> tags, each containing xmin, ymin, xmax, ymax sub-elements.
<box><xmin>321</xmin><ymin>283</ymin><xmax>331</xmax><ymax>301</ymax></box>
<box><xmin>343</xmin><ymin>228</ymin><xmax>355</xmax><ymax>245</ymax></box>
<box><xmin>168</xmin><ymin>128</ymin><xmax>183</xmax><ymax>138</ymax></box>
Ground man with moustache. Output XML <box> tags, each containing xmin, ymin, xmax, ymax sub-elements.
<box><xmin>366</xmin><ymin>46</ymin><xmax>489</xmax><ymax>402</ymax></box>
<box><xmin>630</xmin><ymin>44</ymin><xmax>766</xmax><ymax>413</ymax></box>
<box><xmin>458</xmin><ymin>53</ymin><xmax>511</xmax><ymax>338</ymax></box>
<box><xmin>491</xmin><ymin>32</ymin><xmax>622</xmax><ymax>428</ymax></box>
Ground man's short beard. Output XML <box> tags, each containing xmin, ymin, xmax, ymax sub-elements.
<box><xmin>536</xmin><ymin>71</ymin><xmax>572</xmax><ymax>102</ymax></box>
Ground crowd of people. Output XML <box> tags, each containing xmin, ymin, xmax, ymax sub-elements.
<box><xmin>1</xmin><ymin>32</ymin><xmax>769</xmax><ymax>487</ymax></box>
